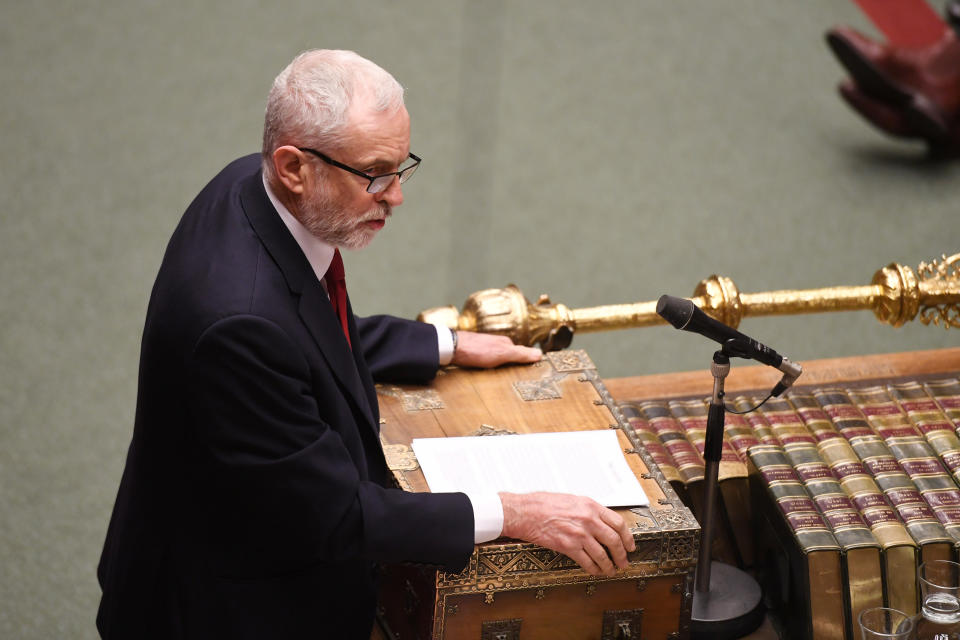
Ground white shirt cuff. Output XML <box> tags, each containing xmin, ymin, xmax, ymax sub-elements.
<box><xmin>465</xmin><ymin>492</ymin><xmax>504</xmax><ymax>544</ymax></box>
<box><xmin>434</xmin><ymin>324</ymin><xmax>455</xmax><ymax>366</ymax></box>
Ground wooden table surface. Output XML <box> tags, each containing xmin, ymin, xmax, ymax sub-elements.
<box><xmin>604</xmin><ymin>347</ymin><xmax>960</xmax><ymax>403</ymax></box>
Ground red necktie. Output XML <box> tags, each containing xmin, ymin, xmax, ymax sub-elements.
<box><xmin>325</xmin><ymin>249</ymin><xmax>351</xmax><ymax>348</ymax></box>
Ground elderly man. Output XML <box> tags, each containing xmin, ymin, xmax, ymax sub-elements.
<box><xmin>96</xmin><ymin>49</ymin><xmax>634</xmax><ymax>639</ymax></box>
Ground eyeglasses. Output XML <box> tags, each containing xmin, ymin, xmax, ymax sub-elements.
<box><xmin>298</xmin><ymin>148</ymin><xmax>421</xmax><ymax>194</ymax></box>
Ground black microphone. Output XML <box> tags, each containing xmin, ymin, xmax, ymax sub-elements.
<box><xmin>656</xmin><ymin>294</ymin><xmax>802</xmax><ymax>396</ymax></box>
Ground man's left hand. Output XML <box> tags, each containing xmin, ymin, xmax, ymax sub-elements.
<box><xmin>451</xmin><ymin>331</ymin><xmax>542</xmax><ymax>368</ymax></box>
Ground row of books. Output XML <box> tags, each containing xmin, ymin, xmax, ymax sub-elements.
<box><xmin>619</xmin><ymin>376</ymin><xmax>960</xmax><ymax>640</ymax></box>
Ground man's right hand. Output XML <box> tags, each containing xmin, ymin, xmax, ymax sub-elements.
<box><xmin>498</xmin><ymin>492</ymin><xmax>636</xmax><ymax>577</ymax></box>
<box><xmin>451</xmin><ymin>331</ymin><xmax>542</xmax><ymax>369</ymax></box>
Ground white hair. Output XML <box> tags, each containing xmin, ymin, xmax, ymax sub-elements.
<box><xmin>261</xmin><ymin>49</ymin><xmax>405</xmax><ymax>178</ymax></box>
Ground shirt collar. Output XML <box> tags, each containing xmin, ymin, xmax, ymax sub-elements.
<box><xmin>262</xmin><ymin>173</ymin><xmax>335</xmax><ymax>283</ymax></box>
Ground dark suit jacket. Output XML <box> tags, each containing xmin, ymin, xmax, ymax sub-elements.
<box><xmin>97</xmin><ymin>155</ymin><xmax>475</xmax><ymax>639</ymax></box>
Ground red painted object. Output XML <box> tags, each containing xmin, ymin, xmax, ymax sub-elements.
<box><xmin>852</xmin><ymin>0</ymin><xmax>948</xmax><ymax>48</ymax></box>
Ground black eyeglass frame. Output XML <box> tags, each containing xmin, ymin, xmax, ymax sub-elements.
<box><xmin>298</xmin><ymin>147</ymin><xmax>421</xmax><ymax>193</ymax></box>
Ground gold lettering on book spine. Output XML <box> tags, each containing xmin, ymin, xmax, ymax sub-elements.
<box><xmin>418</xmin><ymin>253</ymin><xmax>960</xmax><ymax>348</ymax></box>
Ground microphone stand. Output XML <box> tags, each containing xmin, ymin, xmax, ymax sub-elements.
<box><xmin>691</xmin><ymin>349</ymin><xmax>764</xmax><ymax>640</ymax></box>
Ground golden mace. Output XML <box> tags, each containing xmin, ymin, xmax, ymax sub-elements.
<box><xmin>418</xmin><ymin>253</ymin><xmax>960</xmax><ymax>351</ymax></box>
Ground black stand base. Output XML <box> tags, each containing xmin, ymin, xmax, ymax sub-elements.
<box><xmin>691</xmin><ymin>561</ymin><xmax>765</xmax><ymax>640</ymax></box>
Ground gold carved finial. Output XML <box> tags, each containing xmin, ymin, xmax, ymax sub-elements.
<box><xmin>692</xmin><ymin>275</ymin><xmax>742</xmax><ymax>329</ymax></box>
<box><xmin>418</xmin><ymin>253</ymin><xmax>960</xmax><ymax>350</ymax></box>
<box><xmin>870</xmin><ymin>261</ymin><xmax>920</xmax><ymax>327</ymax></box>
<box><xmin>425</xmin><ymin>284</ymin><xmax>577</xmax><ymax>350</ymax></box>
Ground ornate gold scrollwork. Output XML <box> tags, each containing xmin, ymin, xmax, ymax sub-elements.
<box><xmin>469</xmin><ymin>424</ymin><xmax>517</xmax><ymax>437</ymax></box>
<box><xmin>376</xmin><ymin>385</ymin><xmax>445</xmax><ymax>411</ymax></box>
<box><xmin>916</xmin><ymin>253</ymin><xmax>960</xmax><ymax>329</ymax></box>
<box><xmin>418</xmin><ymin>253</ymin><xmax>960</xmax><ymax>349</ymax></box>
<box><xmin>381</xmin><ymin>443</ymin><xmax>419</xmax><ymax>472</ymax></box>
<box><xmin>513</xmin><ymin>374</ymin><xmax>565</xmax><ymax>401</ymax></box>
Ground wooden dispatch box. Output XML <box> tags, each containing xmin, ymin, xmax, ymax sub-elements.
<box><xmin>375</xmin><ymin>349</ymin><xmax>699</xmax><ymax>640</ymax></box>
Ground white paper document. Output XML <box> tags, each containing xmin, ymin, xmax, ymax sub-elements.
<box><xmin>411</xmin><ymin>429</ymin><xmax>649</xmax><ymax>508</ymax></box>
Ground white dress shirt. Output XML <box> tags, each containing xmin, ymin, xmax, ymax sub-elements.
<box><xmin>262</xmin><ymin>175</ymin><xmax>503</xmax><ymax>543</ymax></box>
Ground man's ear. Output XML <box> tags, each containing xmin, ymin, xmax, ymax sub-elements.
<box><xmin>272</xmin><ymin>146</ymin><xmax>309</xmax><ymax>195</ymax></box>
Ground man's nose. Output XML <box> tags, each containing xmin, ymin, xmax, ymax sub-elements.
<box><xmin>376</xmin><ymin>176</ymin><xmax>404</xmax><ymax>207</ymax></box>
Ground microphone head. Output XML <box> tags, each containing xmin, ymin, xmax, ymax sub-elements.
<box><xmin>656</xmin><ymin>295</ymin><xmax>694</xmax><ymax>330</ymax></box>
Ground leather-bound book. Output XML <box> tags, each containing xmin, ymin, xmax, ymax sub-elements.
<box><xmin>890</xmin><ymin>380</ymin><xmax>960</xmax><ymax>474</ymax></box>
<box><xmin>747</xmin><ymin>444</ymin><xmax>845</xmax><ymax>640</ymax></box>
<box><xmin>625</xmin><ymin>400</ymin><xmax>740</xmax><ymax>566</ymax></box>
<box><xmin>777</xmin><ymin>440</ymin><xmax>883</xmax><ymax>640</ymax></box>
<box><xmin>753</xmin><ymin>395</ymin><xmax>818</xmax><ymax>448</ymax></box>
<box><xmin>806</xmin><ymin>389</ymin><xmax>956</xmax><ymax>566</ymax></box>
<box><xmin>844</xmin><ymin>386</ymin><xmax>960</xmax><ymax>544</ymax></box>
<box><xmin>744</xmin><ymin>391</ymin><xmax>918</xmax><ymax>615</ymax></box>
<box><xmin>730</xmin><ymin>396</ymin><xmax>778</xmax><ymax>445</ymax></box>
<box><xmin>629</xmin><ymin>401</ymin><xmax>705</xmax><ymax>516</ymax></box>
<box><xmin>738</xmin><ymin>398</ymin><xmax>888</xmax><ymax>633</ymax></box>
<box><xmin>722</xmin><ymin>410</ymin><xmax>763</xmax><ymax>458</ymax></box>
<box><xmin>848</xmin><ymin>385</ymin><xmax>960</xmax><ymax>486</ymax></box>
<box><xmin>668</xmin><ymin>398</ymin><xmax>754</xmax><ymax>568</ymax></box>
<box><xmin>851</xmin><ymin>436</ymin><xmax>955</xmax><ymax>564</ymax></box>
<box><xmin>924</xmin><ymin>377</ymin><xmax>960</xmax><ymax>427</ymax></box>
<box><xmin>619</xmin><ymin>402</ymin><xmax>686</xmax><ymax>502</ymax></box>
<box><xmin>818</xmin><ymin>436</ymin><xmax>920</xmax><ymax>615</ymax></box>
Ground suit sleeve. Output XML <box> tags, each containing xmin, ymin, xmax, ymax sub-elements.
<box><xmin>355</xmin><ymin>314</ymin><xmax>439</xmax><ymax>384</ymax></box>
<box><xmin>187</xmin><ymin>314</ymin><xmax>473</xmax><ymax>576</ymax></box>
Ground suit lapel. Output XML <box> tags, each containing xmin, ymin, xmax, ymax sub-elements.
<box><xmin>298</xmin><ymin>282</ymin><xmax>376</xmax><ymax>427</ymax></box>
<box><xmin>345</xmin><ymin>295</ymin><xmax>380</xmax><ymax>430</ymax></box>
<box><xmin>238</xmin><ymin>170</ymin><xmax>377</xmax><ymax>433</ymax></box>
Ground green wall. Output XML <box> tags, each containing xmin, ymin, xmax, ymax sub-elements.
<box><xmin>1</xmin><ymin>2</ymin><xmax>957</xmax><ymax>636</ymax></box>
